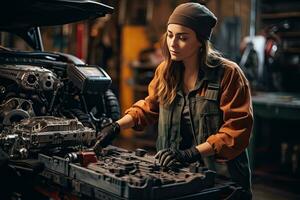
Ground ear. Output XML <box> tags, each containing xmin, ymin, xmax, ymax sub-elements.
<box><xmin>197</xmin><ymin>40</ymin><xmax>202</xmax><ymax>49</ymax></box>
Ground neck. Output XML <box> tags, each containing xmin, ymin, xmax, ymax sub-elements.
<box><xmin>183</xmin><ymin>53</ymin><xmax>199</xmax><ymax>76</ymax></box>
<box><xmin>182</xmin><ymin>54</ymin><xmax>200</xmax><ymax>93</ymax></box>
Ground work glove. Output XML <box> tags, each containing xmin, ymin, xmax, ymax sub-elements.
<box><xmin>93</xmin><ymin>122</ymin><xmax>120</xmax><ymax>152</ymax></box>
<box><xmin>155</xmin><ymin>147</ymin><xmax>202</xmax><ymax>167</ymax></box>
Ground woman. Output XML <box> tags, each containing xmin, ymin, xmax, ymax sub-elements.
<box><xmin>95</xmin><ymin>3</ymin><xmax>253</xmax><ymax>199</ymax></box>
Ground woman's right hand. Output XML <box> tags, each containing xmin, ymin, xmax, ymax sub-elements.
<box><xmin>93</xmin><ymin>114</ymin><xmax>134</xmax><ymax>153</ymax></box>
<box><xmin>93</xmin><ymin>122</ymin><xmax>120</xmax><ymax>152</ymax></box>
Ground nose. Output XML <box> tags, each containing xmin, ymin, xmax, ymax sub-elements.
<box><xmin>170</xmin><ymin>37</ymin><xmax>178</xmax><ymax>49</ymax></box>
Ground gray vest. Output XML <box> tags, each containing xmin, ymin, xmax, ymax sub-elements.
<box><xmin>156</xmin><ymin>64</ymin><xmax>252</xmax><ymax>193</ymax></box>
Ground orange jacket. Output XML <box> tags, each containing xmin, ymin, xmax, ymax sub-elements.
<box><xmin>125</xmin><ymin>60</ymin><xmax>253</xmax><ymax>160</ymax></box>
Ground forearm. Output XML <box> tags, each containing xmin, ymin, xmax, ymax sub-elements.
<box><xmin>116</xmin><ymin>114</ymin><xmax>135</xmax><ymax>130</ymax></box>
<box><xmin>196</xmin><ymin>142</ymin><xmax>215</xmax><ymax>157</ymax></box>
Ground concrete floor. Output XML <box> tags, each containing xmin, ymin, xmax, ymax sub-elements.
<box><xmin>251</xmin><ymin>171</ymin><xmax>300</xmax><ymax>200</ymax></box>
<box><xmin>253</xmin><ymin>183</ymin><xmax>300</xmax><ymax>200</ymax></box>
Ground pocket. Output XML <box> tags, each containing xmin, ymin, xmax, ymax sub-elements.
<box><xmin>199</xmin><ymin>113</ymin><xmax>217</xmax><ymax>143</ymax></box>
<box><xmin>158</xmin><ymin>104</ymin><xmax>172</xmax><ymax>136</ymax></box>
<box><xmin>198</xmin><ymin>115</ymin><xmax>206</xmax><ymax>143</ymax></box>
<box><xmin>158</xmin><ymin>102</ymin><xmax>175</xmax><ymax>149</ymax></box>
<box><xmin>198</xmin><ymin>112</ymin><xmax>221</xmax><ymax>143</ymax></box>
<box><xmin>204</xmin><ymin>112</ymin><xmax>221</xmax><ymax>135</ymax></box>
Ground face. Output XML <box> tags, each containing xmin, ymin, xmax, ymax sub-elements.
<box><xmin>166</xmin><ymin>24</ymin><xmax>201</xmax><ymax>62</ymax></box>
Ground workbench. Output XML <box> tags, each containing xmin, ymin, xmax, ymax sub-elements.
<box><xmin>252</xmin><ymin>92</ymin><xmax>300</xmax><ymax>120</ymax></box>
<box><xmin>249</xmin><ymin>91</ymin><xmax>300</xmax><ymax>169</ymax></box>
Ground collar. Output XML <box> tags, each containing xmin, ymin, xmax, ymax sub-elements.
<box><xmin>176</xmin><ymin>60</ymin><xmax>220</xmax><ymax>96</ymax></box>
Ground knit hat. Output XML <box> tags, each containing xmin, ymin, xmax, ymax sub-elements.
<box><xmin>168</xmin><ymin>3</ymin><xmax>217</xmax><ymax>40</ymax></box>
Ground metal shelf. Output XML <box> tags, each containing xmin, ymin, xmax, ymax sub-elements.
<box><xmin>261</xmin><ymin>12</ymin><xmax>300</xmax><ymax>19</ymax></box>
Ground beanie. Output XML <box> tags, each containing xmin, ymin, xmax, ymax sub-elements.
<box><xmin>168</xmin><ymin>3</ymin><xmax>217</xmax><ymax>40</ymax></box>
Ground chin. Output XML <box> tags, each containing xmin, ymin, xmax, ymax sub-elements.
<box><xmin>170</xmin><ymin>56</ymin><xmax>182</xmax><ymax>61</ymax></box>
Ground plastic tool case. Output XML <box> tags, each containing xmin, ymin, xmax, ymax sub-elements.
<box><xmin>38</xmin><ymin>146</ymin><xmax>241</xmax><ymax>200</ymax></box>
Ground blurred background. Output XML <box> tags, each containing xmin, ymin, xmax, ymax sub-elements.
<box><xmin>1</xmin><ymin>0</ymin><xmax>300</xmax><ymax>199</ymax></box>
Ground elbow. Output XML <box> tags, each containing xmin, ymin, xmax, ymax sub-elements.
<box><xmin>208</xmin><ymin>129</ymin><xmax>251</xmax><ymax>161</ymax></box>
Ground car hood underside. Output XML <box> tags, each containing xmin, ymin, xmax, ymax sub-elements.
<box><xmin>0</xmin><ymin>0</ymin><xmax>113</xmax><ymax>30</ymax></box>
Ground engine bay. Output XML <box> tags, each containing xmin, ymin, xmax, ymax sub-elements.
<box><xmin>0</xmin><ymin>54</ymin><xmax>119</xmax><ymax>159</ymax></box>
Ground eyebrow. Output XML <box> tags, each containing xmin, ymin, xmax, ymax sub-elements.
<box><xmin>167</xmin><ymin>30</ymin><xmax>189</xmax><ymax>35</ymax></box>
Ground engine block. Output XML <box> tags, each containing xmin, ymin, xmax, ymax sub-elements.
<box><xmin>0</xmin><ymin>116</ymin><xmax>96</xmax><ymax>158</ymax></box>
<box><xmin>0</xmin><ymin>64</ymin><xmax>61</xmax><ymax>91</ymax></box>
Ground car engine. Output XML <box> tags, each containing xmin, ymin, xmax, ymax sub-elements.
<box><xmin>0</xmin><ymin>55</ymin><xmax>120</xmax><ymax>159</ymax></box>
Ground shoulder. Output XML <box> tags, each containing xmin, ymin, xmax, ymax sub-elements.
<box><xmin>220</xmin><ymin>58</ymin><xmax>249</xmax><ymax>87</ymax></box>
<box><xmin>149</xmin><ymin>61</ymin><xmax>166</xmax><ymax>87</ymax></box>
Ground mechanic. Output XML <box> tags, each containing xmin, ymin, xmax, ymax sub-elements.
<box><xmin>95</xmin><ymin>3</ymin><xmax>253</xmax><ymax>199</ymax></box>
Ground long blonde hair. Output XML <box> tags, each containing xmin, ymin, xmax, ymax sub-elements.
<box><xmin>157</xmin><ymin>32</ymin><xmax>224</xmax><ymax>105</ymax></box>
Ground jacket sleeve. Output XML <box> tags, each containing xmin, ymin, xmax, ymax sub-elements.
<box><xmin>124</xmin><ymin>63</ymin><xmax>163</xmax><ymax>131</ymax></box>
<box><xmin>206</xmin><ymin>61</ymin><xmax>253</xmax><ymax>160</ymax></box>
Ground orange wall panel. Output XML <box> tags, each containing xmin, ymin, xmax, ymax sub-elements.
<box><xmin>120</xmin><ymin>26</ymin><xmax>150</xmax><ymax>137</ymax></box>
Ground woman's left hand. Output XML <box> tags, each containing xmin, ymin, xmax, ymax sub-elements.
<box><xmin>154</xmin><ymin>147</ymin><xmax>202</xmax><ymax>167</ymax></box>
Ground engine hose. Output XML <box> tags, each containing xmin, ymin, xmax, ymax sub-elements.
<box><xmin>48</xmin><ymin>89</ymin><xmax>58</xmax><ymax>114</ymax></box>
<box><xmin>80</xmin><ymin>95</ymin><xmax>89</xmax><ymax>114</ymax></box>
<box><xmin>70</xmin><ymin>108</ymin><xmax>94</xmax><ymax>128</ymax></box>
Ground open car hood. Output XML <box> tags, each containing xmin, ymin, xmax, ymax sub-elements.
<box><xmin>0</xmin><ymin>0</ymin><xmax>113</xmax><ymax>29</ymax></box>
<box><xmin>0</xmin><ymin>0</ymin><xmax>113</xmax><ymax>50</ymax></box>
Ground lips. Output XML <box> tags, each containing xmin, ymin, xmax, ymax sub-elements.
<box><xmin>170</xmin><ymin>50</ymin><xmax>179</xmax><ymax>55</ymax></box>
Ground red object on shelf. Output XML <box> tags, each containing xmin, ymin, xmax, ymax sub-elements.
<box><xmin>76</xmin><ymin>23</ymin><xmax>84</xmax><ymax>59</ymax></box>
